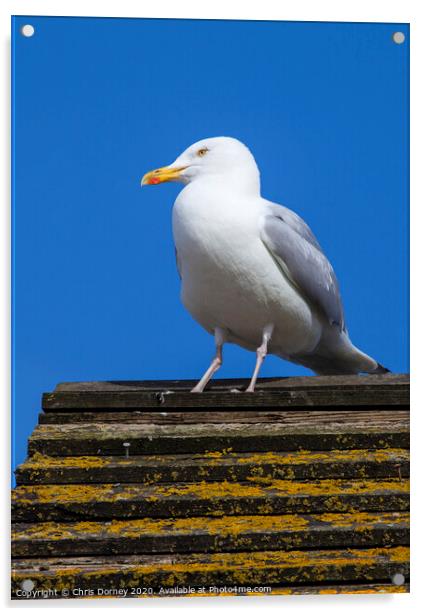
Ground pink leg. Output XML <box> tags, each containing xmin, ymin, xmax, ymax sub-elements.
<box><xmin>191</xmin><ymin>328</ymin><xmax>225</xmax><ymax>393</ymax></box>
<box><xmin>246</xmin><ymin>325</ymin><xmax>274</xmax><ymax>393</ymax></box>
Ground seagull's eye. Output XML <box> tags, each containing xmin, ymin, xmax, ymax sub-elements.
<box><xmin>197</xmin><ymin>147</ymin><xmax>208</xmax><ymax>157</ymax></box>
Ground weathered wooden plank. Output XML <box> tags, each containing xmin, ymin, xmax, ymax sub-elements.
<box><xmin>42</xmin><ymin>386</ymin><xmax>409</xmax><ymax>411</ymax></box>
<box><xmin>38</xmin><ymin>408</ymin><xmax>410</xmax><ymax>425</ymax></box>
<box><xmin>15</xmin><ymin>449</ymin><xmax>410</xmax><ymax>485</ymax></box>
<box><xmin>27</xmin><ymin>422</ymin><xmax>409</xmax><ymax>457</ymax></box>
<box><xmin>11</xmin><ymin>546</ymin><xmax>410</xmax><ymax>595</ymax></box>
<box><xmin>265</xmin><ymin>583</ymin><xmax>409</xmax><ymax>596</ymax></box>
<box><xmin>157</xmin><ymin>583</ymin><xmax>410</xmax><ymax>597</ymax></box>
<box><xmin>10</xmin><ymin>582</ymin><xmax>410</xmax><ymax>600</ymax></box>
<box><xmin>12</xmin><ymin>511</ymin><xmax>410</xmax><ymax>558</ymax></box>
<box><xmin>12</xmin><ymin>478</ymin><xmax>409</xmax><ymax>522</ymax></box>
<box><xmin>54</xmin><ymin>373</ymin><xmax>409</xmax><ymax>392</ymax></box>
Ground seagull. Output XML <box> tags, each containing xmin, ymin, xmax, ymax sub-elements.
<box><xmin>141</xmin><ymin>137</ymin><xmax>388</xmax><ymax>392</ymax></box>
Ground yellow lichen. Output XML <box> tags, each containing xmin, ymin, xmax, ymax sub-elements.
<box><xmin>12</xmin><ymin>477</ymin><xmax>409</xmax><ymax>507</ymax></box>
<box><xmin>12</xmin><ymin>546</ymin><xmax>409</xmax><ymax>592</ymax></box>
<box><xmin>20</xmin><ymin>452</ymin><xmax>110</xmax><ymax>469</ymax></box>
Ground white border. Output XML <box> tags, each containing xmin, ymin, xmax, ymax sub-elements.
<box><xmin>1</xmin><ymin>1</ymin><xmax>424</xmax><ymax>613</ymax></box>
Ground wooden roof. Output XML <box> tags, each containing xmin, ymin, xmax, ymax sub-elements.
<box><xmin>12</xmin><ymin>373</ymin><xmax>409</xmax><ymax>599</ymax></box>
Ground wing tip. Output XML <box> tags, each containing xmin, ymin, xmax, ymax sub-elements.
<box><xmin>372</xmin><ymin>363</ymin><xmax>391</xmax><ymax>374</ymax></box>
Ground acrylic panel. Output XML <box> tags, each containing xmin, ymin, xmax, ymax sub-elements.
<box><xmin>12</xmin><ymin>16</ymin><xmax>409</xmax><ymax>600</ymax></box>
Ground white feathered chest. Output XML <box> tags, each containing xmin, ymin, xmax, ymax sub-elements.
<box><xmin>172</xmin><ymin>181</ymin><xmax>321</xmax><ymax>354</ymax></box>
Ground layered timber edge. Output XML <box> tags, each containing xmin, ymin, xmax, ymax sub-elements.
<box><xmin>12</xmin><ymin>374</ymin><xmax>410</xmax><ymax>599</ymax></box>
<box><xmin>43</xmin><ymin>373</ymin><xmax>409</xmax><ymax>410</ymax></box>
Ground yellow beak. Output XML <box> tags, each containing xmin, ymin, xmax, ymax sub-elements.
<box><xmin>141</xmin><ymin>165</ymin><xmax>186</xmax><ymax>186</ymax></box>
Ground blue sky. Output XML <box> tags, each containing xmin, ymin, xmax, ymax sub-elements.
<box><xmin>12</xmin><ymin>17</ymin><xmax>409</xmax><ymax>472</ymax></box>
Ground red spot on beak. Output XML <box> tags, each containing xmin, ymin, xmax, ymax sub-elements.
<box><xmin>150</xmin><ymin>177</ymin><xmax>160</xmax><ymax>184</ymax></box>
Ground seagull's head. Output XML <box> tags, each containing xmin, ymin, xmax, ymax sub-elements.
<box><xmin>141</xmin><ymin>137</ymin><xmax>260</xmax><ymax>194</ymax></box>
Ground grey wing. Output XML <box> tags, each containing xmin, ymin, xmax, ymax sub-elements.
<box><xmin>267</xmin><ymin>203</ymin><xmax>323</xmax><ymax>251</ymax></box>
<box><xmin>175</xmin><ymin>247</ymin><xmax>182</xmax><ymax>279</ymax></box>
<box><xmin>261</xmin><ymin>205</ymin><xmax>345</xmax><ymax>330</ymax></box>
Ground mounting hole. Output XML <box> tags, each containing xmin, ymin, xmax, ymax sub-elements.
<box><xmin>391</xmin><ymin>573</ymin><xmax>405</xmax><ymax>585</ymax></box>
<box><xmin>392</xmin><ymin>32</ymin><xmax>405</xmax><ymax>45</ymax></box>
<box><xmin>21</xmin><ymin>579</ymin><xmax>35</xmax><ymax>592</ymax></box>
<box><xmin>21</xmin><ymin>24</ymin><xmax>35</xmax><ymax>38</ymax></box>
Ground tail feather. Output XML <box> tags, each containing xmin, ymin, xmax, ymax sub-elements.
<box><xmin>288</xmin><ymin>333</ymin><xmax>391</xmax><ymax>376</ymax></box>
<box><xmin>290</xmin><ymin>353</ymin><xmax>391</xmax><ymax>376</ymax></box>
<box><xmin>371</xmin><ymin>363</ymin><xmax>391</xmax><ymax>375</ymax></box>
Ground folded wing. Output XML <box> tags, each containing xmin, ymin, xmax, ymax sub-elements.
<box><xmin>261</xmin><ymin>203</ymin><xmax>345</xmax><ymax>331</ymax></box>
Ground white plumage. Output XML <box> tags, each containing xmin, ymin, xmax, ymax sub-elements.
<box><xmin>142</xmin><ymin>137</ymin><xmax>387</xmax><ymax>392</ymax></box>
